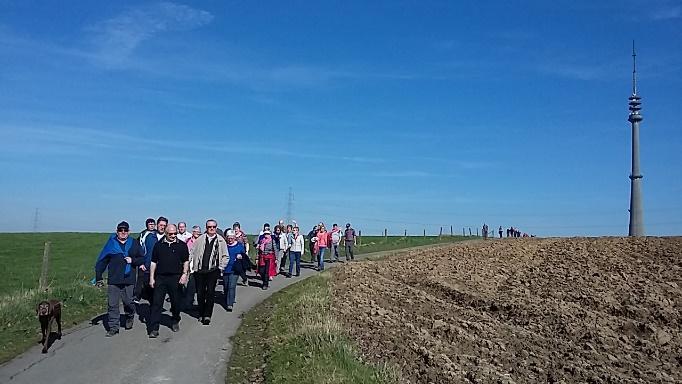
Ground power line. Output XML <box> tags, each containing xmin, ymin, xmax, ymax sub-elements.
<box><xmin>32</xmin><ymin>208</ymin><xmax>39</xmax><ymax>232</ymax></box>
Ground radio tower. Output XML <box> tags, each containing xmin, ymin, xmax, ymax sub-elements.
<box><xmin>286</xmin><ymin>187</ymin><xmax>294</xmax><ymax>225</ymax></box>
<box><xmin>628</xmin><ymin>41</ymin><xmax>645</xmax><ymax>236</ymax></box>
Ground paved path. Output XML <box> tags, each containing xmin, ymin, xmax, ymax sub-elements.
<box><xmin>0</xmin><ymin>243</ymin><xmax>458</xmax><ymax>384</ymax></box>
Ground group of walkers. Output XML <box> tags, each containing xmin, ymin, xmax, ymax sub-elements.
<box><xmin>94</xmin><ymin>217</ymin><xmax>357</xmax><ymax>338</ymax></box>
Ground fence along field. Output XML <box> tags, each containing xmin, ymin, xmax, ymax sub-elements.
<box><xmin>0</xmin><ymin>232</ymin><xmax>467</xmax><ymax>363</ymax></box>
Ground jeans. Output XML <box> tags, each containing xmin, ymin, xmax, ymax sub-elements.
<box><xmin>345</xmin><ymin>244</ymin><xmax>354</xmax><ymax>260</ymax></box>
<box><xmin>194</xmin><ymin>269</ymin><xmax>219</xmax><ymax>319</ymax></box>
<box><xmin>332</xmin><ymin>244</ymin><xmax>340</xmax><ymax>260</ymax></box>
<box><xmin>288</xmin><ymin>251</ymin><xmax>301</xmax><ymax>276</ymax></box>
<box><xmin>108</xmin><ymin>284</ymin><xmax>134</xmax><ymax>331</ymax></box>
<box><xmin>318</xmin><ymin>247</ymin><xmax>326</xmax><ymax>270</ymax></box>
<box><xmin>149</xmin><ymin>274</ymin><xmax>181</xmax><ymax>332</ymax></box>
<box><xmin>223</xmin><ymin>272</ymin><xmax>239</xmax><ymax>307</ymax></box>
<box><xmin>277</xmin><ymin>250</ymin><xmax>286</xmax><ymax>271</ymax></box>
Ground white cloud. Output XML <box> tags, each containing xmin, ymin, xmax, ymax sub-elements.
<box><xmin>89</xmin><ymin>2</ymin><xmax>213</xmax><ymax>67</ymax></box>
<box><xmin>650</xmin><ymin>5</ymin><xmax>681</xmax><ymax>20</ymax></box>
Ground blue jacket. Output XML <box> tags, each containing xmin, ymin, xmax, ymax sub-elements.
<box><xmin>143</xmin><ymin>232</ymin><xmax>162</xmax><ymax>270</ymax></box>
<box><xmin>95</xmin><ymin>235</ymin><xmax>145</xmax><ymax>285</ymax></box>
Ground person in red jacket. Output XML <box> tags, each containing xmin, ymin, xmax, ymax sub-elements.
<box><xmin>256</xmin><ymin>230</ymin><xmax>277</xmax><ymax>290</ymax></box>
<box><xmin>316</xmin><ymin>224</ymin><xmax>329</xmax><ymax>271</ymax></box>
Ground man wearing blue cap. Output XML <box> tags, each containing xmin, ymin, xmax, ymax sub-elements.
<box><xmin>95</xmin><ymin>221</ymin><xmax>145</xmax><ymax>337</ymax></box>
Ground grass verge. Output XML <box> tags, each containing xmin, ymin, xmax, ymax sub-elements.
<box><xmin>0</xmin><ymin>282</ymin><xmax>105</xmax><ymax>363</ymax></box>
<box><xmin>227</xmin><ymin>273</ymin><xmax>399</xmax><ymax>384</ymax></box>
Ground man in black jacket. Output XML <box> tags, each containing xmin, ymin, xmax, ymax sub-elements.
<box><xmin>95</xmin><ymin>221</ymin><xmax>145</xmax><ymax>337</ymax></box>
<box><xmin>148</xmin><ymin>224</ymin><xmax>190</xmax><ymax>338</ymax></box>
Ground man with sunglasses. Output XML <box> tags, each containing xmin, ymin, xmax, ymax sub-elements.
<box><xmin>95</xmin><ymin>221</ymin><xmax>145</xmax><ymax>337</ymax></box>
<box><xmin>189</xmin><ymin>219</ymin><xmax>228</xmax><ymax>325</ymax></box>
<box><xmin>148</xmin><ymin>224</ymin><xmax>190</xmax><ymax>338</ymax></box>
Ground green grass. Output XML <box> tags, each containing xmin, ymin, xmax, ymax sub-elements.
<box><xmin>352</xmin><ymin>235</ymin><xmax>468</xmax><ymax>255</ymax></box>
<box><xmin>227</xmin><ymin>273</ymin><xmax>400</xmax><ymax>384</ymax></box>
<box><xmin>0</xmin><ymin>233</ymin><xmax>110</xmax><ymax>363</ymax></box>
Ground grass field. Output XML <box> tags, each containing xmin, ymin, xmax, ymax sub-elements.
<box><xmin>0</xmin><ymin>232</ymin><xmax>470</xmax><ymax>364</ymax></box>
<box><xmin>227</xmin><ymin>273</ymin><xmax>399</xmax><ymax>384</ymax></box>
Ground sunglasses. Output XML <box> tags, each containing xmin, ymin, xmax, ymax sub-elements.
<box><xmin>206</xmin><ymin>225</ymin><xmax>217</xmax><ymax>229</ymax></box>
<box><xmin>117</xmin><ymin>228</ymin><xmax>129</xmax><ymax>232</ymax></box>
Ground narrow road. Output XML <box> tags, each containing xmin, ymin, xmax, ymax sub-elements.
<box><xmin>0</xmin><ymin>243</ymin><xmax>458</xmax><ymax>384</ymax></box>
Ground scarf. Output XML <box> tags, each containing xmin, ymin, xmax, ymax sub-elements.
<box><xmin>96</xmin><ymin>233</ymin><xmax>133</xmax><ymax>276</ymax></box>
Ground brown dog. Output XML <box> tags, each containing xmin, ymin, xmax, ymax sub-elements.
<box><xmin>36</xmin><ymin>300</ymin><xmax>62</xmax><ymax>353</ymax></box>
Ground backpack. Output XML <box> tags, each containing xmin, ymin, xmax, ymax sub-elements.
<box><xmin>331</xmin><ymin>230</ymin><xmax>342</xmax><ymax>244</ymax></box>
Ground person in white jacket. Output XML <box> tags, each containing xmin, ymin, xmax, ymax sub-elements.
<box><xmin>287</xmin><ymin>226</ymin><xmax>305</xmax><ymax>277</ymax></box>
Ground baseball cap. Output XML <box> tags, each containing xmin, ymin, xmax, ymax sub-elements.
<box><xmin>117</xmin><ymin>221</ymin><xmax>130</xmax><ymax>231</ymax></box>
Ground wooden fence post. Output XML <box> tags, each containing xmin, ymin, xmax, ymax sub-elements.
<box><xmin>384</xmin><ymin>228</ymin><xmax>387</xmax><ymax>238</ymax></box>
<box><xmin>404</xmin><ymin>229</ymin><xmax>407</xmax><ymax>237</ymax></box>
<box><xmin>463</xmin><ymin>227</ymin><xmax>466</xmax><ymax>236</ymax></box>
<box><xmin>358</xmin><ymin>230</ymin><xmax>362</xmax><ymax>246</ymax></box>
<box><xmin>423</xmin><ymin>229</ymin><xmax>426</xmax><ymax>238</ymax></box>
<box><xmin>450</xmin><ymin>225</ymin><xmax>453</xmax><ymax>236</ymax></box>
<box><xmin>469</xmin><ymin>227</ymin><xmax>472</xmax><ymax>236</ymax></box>
<box><xmin>439</xmin><ymin>227</ymin><xmax>443</xmax><ymax>237</ymax></box>
<box><xmin>476</xmin><ymin>228</ymin><xmax>479</xmax><ymax>237</ymax></box>
<box><xmin>39</xmin><ymin>241</ymin><xmax>51</xmax><ymax>291</ymax></box>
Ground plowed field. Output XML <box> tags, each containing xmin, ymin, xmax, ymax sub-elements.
<box><xmin>332</xmin><ymin>237</ymin><xmax>682</xmax><ymax>383</ymax></box>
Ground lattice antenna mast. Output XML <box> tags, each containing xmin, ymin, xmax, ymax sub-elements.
<box><xmin>286</xmin><ymin>187</ymin><xmax>294</xmax><ymax>224</ymax></box>
<box><xmin>33</xmin><ymin>208</ymin><xmax>39</xmax><ymax>232</ymax></box>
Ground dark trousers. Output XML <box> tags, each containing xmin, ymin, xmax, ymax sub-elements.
<box><xmin>288</xmin><ymin>251</ymin><xmax>301</xmax><ymax>276</ymax></box>
<box><xmin>149</xmin><ymin>274</ymin><xmax>181</xmax><ymax>332</ymax></box>
<box><xmin>194</xmin><ymin>269</ymin><xmax>219</xmax><ymax>319</ymax></box>
<box><xmin>133</xmin><ymin>269</ymin><xmax>149</xmax><ymax>299</ymax></box>
<box><xmin>259</xmin><ymin>259</ymin><xmax>271</xmax><ymax>288</ymax></box>
<box><xmin>332</xmin><ymin>244</ymin><xmax>340</xmax><ymax>260</ymax></box>
<box><xmin>345</xmin><ymin>244</ymin><xmax>354</xmax><ymax>260</ymax></box>
<box><xmin>182</xmin><ymin>273</ymin><xmax>196</xmax><ymax>311</ymax></box>
<box><xmin>108</xmin><ymin>284</ymin><xmax>134</xmax><ymax>331</ymax></box>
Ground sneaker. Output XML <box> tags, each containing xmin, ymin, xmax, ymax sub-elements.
<box><xmin>240</xmin><ymin>280</ymin><xmax>248</xmax><ymax>286</ymax></box>
<box><xmin>295</xmin><ymin>273</ymin><xmax>300</xmax><ymax>277</ymax></box>
<box><xmin>149</xmin><ymin>330</ymin><xmax>159</xmax><ymax>338</ymax></box>
<box><xmin>125</xmin><ymin>317</ymin><xmax>134</xmax><ymax>330</ymax></box>
<box><xmin>172</xmin><ymin>322</ymin><xmax>180</xmax><ymax>332</ymax></box>
<box><xmin>106</xmin><ymin>329</ymin><xmax>118</xmax><ymax>337</ymax></box>
<box><xmin>132</xmin><ymin>298</ymin><xmax>141</xmax><ymax>304</ymax></box>
<box><xmin>199</xmin><ymin>317</ymin><xmax>204</xmax><ymax>323</ymax></box>
<box><xmin>226</xmin><ymin>305</ymin><xmax>233</xmax><ymax>312</ymax></box>
<box><xmin>262</xmin><ymin>286</ymin><xmax>268</xmax><ymax>290</ymax></box>
<box><xmin>202</xmin><ymin>318</ymin><xmax>210</xmax><ymax>325</ymax></box>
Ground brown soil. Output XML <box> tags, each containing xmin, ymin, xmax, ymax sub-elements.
<box><xmin>331</xmin><ymin>237</ymin><xmax>682</xmax><ymax>383</ymax></box>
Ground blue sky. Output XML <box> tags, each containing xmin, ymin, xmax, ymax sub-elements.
<box><xmin>1</xmin><ymin>1</ymin><xmax>680</xmax><ymax>236</ymax></box>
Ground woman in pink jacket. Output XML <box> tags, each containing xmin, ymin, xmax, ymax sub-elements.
<box><xmin>316</xmin><ymin>224</ymin><xmax>329</xmax><ymax>271</ymax></box>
